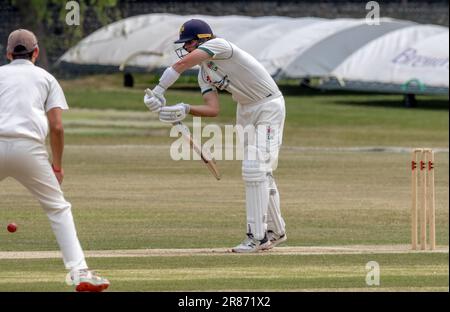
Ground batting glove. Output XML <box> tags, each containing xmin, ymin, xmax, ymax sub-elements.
<box><xmin>144</xmin><ymin>86</ymin><xmax>166</xmax><ymax>112</ymax></box>
<box><xmin>159</xmin><ymin>103</ymin><xmax>190</xmax><ymax>123</ymax></box>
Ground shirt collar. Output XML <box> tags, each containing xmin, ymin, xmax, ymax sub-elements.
<box><xmin>10</xmin><ymin>59</ymin><xmax>34</xmax><ymax>65</ymax></box>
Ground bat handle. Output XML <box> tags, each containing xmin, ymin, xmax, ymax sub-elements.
<box><xmin>145</xmin><ymin>88</ymin><xmax>153</xmax><ymax>97</ymax></box>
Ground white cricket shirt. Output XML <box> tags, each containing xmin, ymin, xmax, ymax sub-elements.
<box><xmin>0</xmin><ymin>59</ymin><xmax>68</xmax><ymax>143</ymax></box>
<box><xmin>197</xmin><ymin>38</ymin><xmax>281</xmax><ymax>105</ymax></box>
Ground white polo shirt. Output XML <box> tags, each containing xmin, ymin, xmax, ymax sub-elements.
<box><xmin>0</xmin><ymin>59</ymin><xmax>68</xmax><ymax>143</ymax></box>
<box><xmin>197</xmin><ymin>38</ymin><xmax>281</xmax><ymax>105</ymax></box>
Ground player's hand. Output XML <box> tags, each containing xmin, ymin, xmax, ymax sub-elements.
<box><xmin>144</xmin><ymin>87</ymin><xmax>166</xmax><ymax>112</ymax></box>
<box><xmin>52</xmin><ymin>164</ymin><xmax>64</xmax><ymax>184</ymax></box>
<box><xmin>159</xmin><ymin>103</ymin><xmax>190</xmax><ymax>123</ymax></box>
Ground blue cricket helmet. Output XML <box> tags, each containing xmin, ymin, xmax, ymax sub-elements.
<box><xmin>174</xmin><ymin>19</ymin><xmax>213</xmax><ymax>44</ymax></box>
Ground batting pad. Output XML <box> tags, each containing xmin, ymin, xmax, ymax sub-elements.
<box><xmin>267</xmin><ymin>173</ymin><xmax>286</xmax><ymax>235</ymax></box>
<box><xmin>242</xmin><ymin>159</ymin><xmax>269</xmax><ymax>241</ymax></box>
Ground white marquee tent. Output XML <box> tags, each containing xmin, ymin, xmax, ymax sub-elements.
<box><xmin>58</xmin><ymin>13</ymin><xmax>449</xmax><ymax>94</ymax></box>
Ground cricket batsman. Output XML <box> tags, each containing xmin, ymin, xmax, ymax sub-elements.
<box><xmin>144</xmin><ymin>19</ymin><xmax>287</xmax><ymax>252</ymax></box>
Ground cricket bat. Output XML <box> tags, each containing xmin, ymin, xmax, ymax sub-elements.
<box><xmin>145</xmin><ymin>88</ymin><xmax>221</xmax><ymax>180</ymax></box>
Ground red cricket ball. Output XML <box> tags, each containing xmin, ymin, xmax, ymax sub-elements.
<box><xmin>7</xmin><ymin>223</ymin><xmax>17</xmax><ymax>233</ymax></box>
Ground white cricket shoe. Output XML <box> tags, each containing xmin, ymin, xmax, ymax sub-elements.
<box><xmin>231</xmin><ymin>233</ymin><xmax>272</xmax><ymax>253</ymax></box>
<box><xmin>66</xmin><ymin>269</ymin><xmax>110</xmax><ymax>292</ymax></box>
<box><xmin>267</xmin><ymin>230</ymin><xmax>287</xmax><ymax>248</ymax></box>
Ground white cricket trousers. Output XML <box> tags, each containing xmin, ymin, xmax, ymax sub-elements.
<box><xmin>237</xmin><ymin>94</ymin><xmax>286</xmax><ymax>239</ymax></box>
<box><xmin>0</xmin><ymin>137</ymin><xmax>87</xmax><ymax>271</ymax></box>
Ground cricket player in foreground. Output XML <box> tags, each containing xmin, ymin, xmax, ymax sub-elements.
<box><xmin>144</xmin><ymin>19</ymin><xmax>287</xmax><ymax>252</ymax></box>
<box><xmin>0</xmin><ymin>29</ymin><xmax>109</xmax><ymax>291</ymax></box>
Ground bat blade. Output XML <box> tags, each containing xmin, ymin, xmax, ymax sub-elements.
<box><xmin>174</xmin><ymin>121</ymin><xmax>221</xmax><ymax>180</ymax></box>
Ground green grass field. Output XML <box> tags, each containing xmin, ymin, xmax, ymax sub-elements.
<box><xmin>0</xmin><ymin>254</ymin><xmax>448</xmax><ymax>291</ymax></box>
<box><xmin>0</xmin><ymin>74</ymin><xmax>448</xmax><ymax>292</ymax></box>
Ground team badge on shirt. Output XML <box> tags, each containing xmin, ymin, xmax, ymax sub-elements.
<box><xmin>203</xmin><ymin>68</ymin><xmax>230</xmax><ymax>91</ymax></box>
<box><xmin>266</xmin><ymin>126</ymin><xmax>274</xmax><ymax>141</ymax></box>
<box><xmin>207</xmin><ymin>61</ymin><xmax>218</xmax><ymax>71</ymax></box>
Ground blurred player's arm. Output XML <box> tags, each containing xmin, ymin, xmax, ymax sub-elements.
<box><xmin>146</xmin><ymin>49</ymin><xmax>211</xmax><ymax>112</ymax></box>
<box><xmin>47</xmin><ymin>107</ymin><xmax>65</xmax><ymax>183</ymax></box>
<box><xmin>172</xmin><ymin>49</ymin><xmax>211</xmax><ymax>73</ymax></box>
<box><xmin>157</xmin><ymin>49</ymin><xmax>218</xmax><ymax>118</ymax></box>
<box><xmin>188</xmin><ymin>90</ymin><xmax>220</xmax><ymax>117</ymax></box>
<box><xmin>174</xmin><ymin>50</ymin><xmax>219</xmax><ymax>117</ymax></box>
